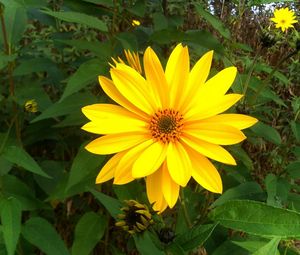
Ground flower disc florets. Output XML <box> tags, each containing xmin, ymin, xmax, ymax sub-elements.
<box><xmin>150</xmin><ymin>109</ymin><xmax>183</xmax><ymax>143</ymax></box>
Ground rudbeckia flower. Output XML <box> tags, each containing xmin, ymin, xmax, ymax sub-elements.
<box><xmin>82</xmin><ymin>44</ymin><xmax>258</xmax><ymax>213</ymax></box>
<box><xmin>270</xmin><ymin>7</ymin><xmax>298</xmax><ymax>32</ymax></box>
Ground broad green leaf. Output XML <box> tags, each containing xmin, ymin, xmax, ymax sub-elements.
<box><xmin>152</xmin><ymin>13</ymin><xmax>168</xmax><ymax>31</ymax></box>
<box><xmin>13</xmin><ymin>58</ymin><xmax>57</xmax><ymax>76</ymax></box>
<box><xmin>0</xmin><ymin>0</ymin><xmax>27</xmax><ymax>46</ymax></box>
<box><xmin>232</xmin><ymin>240</ymin><xmax>271</xmax><ymax>253</ymax></box>
<box><xmin>252</xmin><ymin>237</ymin><xmax>280</xmax><ymax>255</ymax></box>
<box><xmin>31</xmin><ymin>92</ymin><xmax>97</xmax><ymax>123</ymax></box>
<box><xmin>255</xmin><ymin>63</ymin><xmax>289</xmax><ymax>85</ymax></box>
<box><xmin>22</xmin><ymin>217</ymin><xmax>70</xmax><ymax>255</ymax></box>
<box><xmin>210</xmin><ymin>200</ymin><xmax>300</xmax><ymax>238</ymax></box>
<box><xmin>194</xmin><ymin>3</ymin><xmax>230</xmax><ymax>39</ymax></box>
<box><xmin>175</xmin><ymin>223</ymin><xmax>217</xmax><ymax>251</ymax></box>
<box><xmin>90</xmin><ymin>189</ymin><xmax>121</xmax><ymax>219</ymax></box>
<box><xmin>0</xmin><ymin>198</ymin><xmax>22</xmax><ymax>255</ymax></box>
<box><xmin>212</xmin><ymin>240</ymin><xmax>248</xmax><ymax>255</ymax></box>
<box><xmin>116</xmin><ymin>32</ymin><xmax>138</xmax><ymax>51</ymax></box>
<box><xmin>250</xmin><ymin>122</ymin><xmax>281</xmax><ymax>145</ymax></box>
<box><xmin>286</xmin><ymin>161</ymin><xmax>300</xmax><ymax>179</ymax></box>
<box><xmin>66</xmin><ymin>144</ymin><xmax>106</xmax><ymax>192</ymax></box>
<box><xmin>133</xmin><ymin>231</ymin><xmax>164</xmax><ymax>255</ymax></box>
<box><xmin>265</xmin><ymin>174</ymin><xmax>290</xmax><ymax>207</ymax></box>
<box><xmin>0</xmin><ymin>156</ymin><xmax>12</xmax><ymax>176</ymax></box>
<box><xmin>0</xmin><ymin>175</ymin><xmax>42</xmax><ymax>210</ymax></box>
<box><xmin>82</xmin><ymin>0</ymin><xmax>113</xmax><ymax>7</ymax></box>
<box><xmin>2</xmin><ymin>146</ymin><xmax>50</xmax><ymax>178</ymax></box>
<box><xmin>71</xmin><ymin>212</ymin><xmax>107</xmax><ymax>255</ymax></box>
<box><xmin>290</xmin><ymin>121</ymin><xmax>300</xmax><ymax>143</ymax></box>
<box><xmin>212</xmin><ymin>182</ymin><xmax>263</xmax><ymax>207</ymax></box>
<box><xmin>42</xmin><ymin>10</ymin><xmax>108</xmax><ymax>32</ymax></box>
<box><xmin>61</xmin><ymin>59</ymin><xmax>104</xmax><ymax>101</ymax></box>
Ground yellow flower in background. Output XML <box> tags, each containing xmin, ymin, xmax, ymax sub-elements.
<box><xmin>131</xmin><ymin>19</ymin><xmax>141</xmax><ymax>27</ymax></box>
<box><xmin>270</xmin><ymin>7</ymin><xmax>298</xmax><ymax>32</ymax></box>
<box><xmin>24</xmin><ymin>99</ymin><xmax>38</xmax><ymax>113</ymax></box>
<box><xmin>111</xmin><ymin>50</ymin><xmax>142</xmax><ymax>74</ymax></box>
<box><xmin>82</xmin><ymin>43</ymin><xmax>258</xmax><ymax>213</ymax></box>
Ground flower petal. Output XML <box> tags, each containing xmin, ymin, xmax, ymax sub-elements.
<box><xmin>185</xmin><ymin>94</ymin><xmax>243</xmax><ymax>120</ymax></box>
<box><xmin>146</xmin><ymin>169</ymin><xmax>168</xmax><ymax>213</ymax></box>
<box><xmin>165</xmin><ymin>44</ymin><xmax>190</xmax><ymax>109</ymax></box>
<box><xmin>181</xmin><ymin>134</ymin><xmax>236</xmax><ymax>165</ymax></box>
<box><xmin>114</xmin><ymin>140</ymin><xmax>153</xmax><ymax>184</ymax></box>
<box><xmin>143</xmin><ymin>47</ymin><xmax>169</xmax><ymax>108</ymax></box>
<box><xmin>167</xmin><ymin>142</ymin><xmax>191</xmax><ymax>186</ymax></box>
<box><xmin>187</xmin><ymin>113</ymin><xmax>258</xmax><ymax>130</ymax></box>
<box><xmin>96</xmin><ymin>152</ymin><xmax>126</xmax><ymax>183</ymax></box>
<box><xmin>161</xmin><ymin>162</ymin><xmax>179</xmax><ymax>208</ymax></box>
<box><xmin>132</xmin><ymin>141</ymin><xmax>168</xmax><ymax>178</ymax></box>
<box><xmin>85</xmin><ymin>132</ymin><xmax>148</xmax><ymax>155</ymax></box>
<box><xmin>187</xmin><ymin>147</ymin><xmax>222</xmax><ymax>193</ymax></box>
<box><xmin>98</xmin><ymin>76</ymin><xmax>147</xmax><ymax>119</ymax></box>
<box><xmin>111</xmin><ymin>64</ymin><xmax>156</xmax><ymax>114</ymax></box>
<box><xmin>181</xmin><ymin>50</ymin><xmax>213</xmax><ymax>112</ymax></box>
<box><xmin>185</xmin><ymin>123</ymin><xmax>246</xmax><ymax>145</ymax></box>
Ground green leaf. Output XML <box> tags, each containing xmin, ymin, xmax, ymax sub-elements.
<box><xmin>22</xmin><ymin>217</ymin><xmax>70</xmax><ymax>255</ymax></box>
<box><xmin>66</xmin><ymin>144</ymin><xmax>106</xmax><ymax>192</ymax></box>
<box><xmin>31</xmin><ymin>92</ymin><xmax>97</xmax><ymax>123</ymax></box>
<box><xmin>210</xmin><ymin>200</ymin><xmax>300</xmax><ymax>238</ymax></box>
<box><xmin>61</xmin><ymin>59</ymin><xmax>105</xmax><ymax>101</ymax></box>
<box><xmin>90</xmin><ymin>189</ymin><xmax>122</xmax><ymax>219</ymax></box>
<box><xmin>290</xmin><ymin>121</ymin><xmax>300</xmax><ymax>143</ymax></box>
<box><xmin>0</xmin><ymin>198</ymin><xmax>22</xmax><ymax>255</ymax></box>
<box><xmin>212</xmin><ymin>182</ymin><xmax>264</xmax><ymax>207</ymax></box>
<box><xmin>194</xmin><ymin>3</ymin><xmax>230</xmax><ymax>39</ymax></box>
<box><xmin>252</xmin><ymin>237</ymin><xmax>280</xmax><ymax>255</ymax></box>
<box><xmin>42</xmin><ymin>10</ymin><xmax>108</xmax><ymax>32</ymax></box>
<box><xmin>265</xmin><ymin>174</ymin><xmax>290</xmax><ymax>207</ymax></box>
<box><xmin>13</xmin><ymin>58</ymin><xmax>56</xmax><ymax>76</ymax></box>
<box><xmin>133</xmin><ymin>231</ymin><xmax>164</xmax><ymax>255</ymax></box>
<box><xmin>71</xmin><ymin>212</ymin><xmax>107</xmax><ymax>255</ymax></box>
<box><xmin>2</xmin><ymin>146</ymin><xmax>50</xmax><ymax>178</ymax></box>
<box><xmin>0</xmin><ymin>0</ymin><xmax>27</xmax><ymax>45</ymax></box>
<box><xmin>175</xmin><ymin>223</ymin><xmax>217</xmax><ymax>251</ymax></box>
<box><xmin>250</xmin><ymin>122</ymin><xmax>281</xmax><ymax>145</ymax></box>
<box><xmin>286</xmin><ymin>161</ymin><xmax>300</xmax><ymax>179</ymax></box>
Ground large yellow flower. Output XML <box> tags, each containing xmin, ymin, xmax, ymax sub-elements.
<box><xmin>82</xmin><ymin>44</ymin><xmax>258</xmax><ymax>213</ymax></box>
<box><xmin>270</xmin><ymin>7</ymin><xmax>298</xmax><ymax>32</ymax></box>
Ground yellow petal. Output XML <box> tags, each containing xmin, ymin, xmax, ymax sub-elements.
<box><xmin>161</xmin><ymin>162</ymin><xmax>179</xmax><ymax>208</ymax></box>
<box><xmin>96</xmin><ymin>152</ymin><xmax>126</xmax><ymax>183</ymax></box>
<box><xmin>111</xmin><ymin>65</ymin><xmax>157</xmax><ymax>114</ymax></box>
<box><xmin>146</xmin><ymin>169</ymin><xmax>168</xmax><ymax>213</ymax></box>
<box><xmin>187</xmin><ymin>147</ymin><xmax>222</xmax><ymax>193</ymax></box>
<box><xmin>85</xmin><ymin>132</ymin><xmax>148</xmax><ymax>155</ymax></box>
<box><xmin>187</xmin><ymin>113</ymin><xmax>258</xmax><ymax>130</ymax></box>
<box><xmin>181</xmin><ymin>134</ymin><xmax>236</xmax><ymax>165</ymax></box>
<box><xmin>186</xmin><ymin>94</ymin><xmax>243</xmax><ymax>121</ymax></box>
<box><xmin>185</xmin><ymin>123</ymin><xmax>246</xmax><ymax>145</ymax></box>
<box><xmin>167</xmin><ymin>46</ymin><xmax>190</xmax><ymax>109</ymax></box>
<box><xmin>143</xmin><ymin>47</ymin><xmax>169</xmax><ymax>108</ymax></box>
<box><xmin>200</xmin><ymin>66</ymin><xmax>237</xmax><ymax>97</ymax></box>
<box><xmin>98</xmin><ymin>76</ymin><xmax>147</xmax><ymax>119</ymax></box>
<box><xmin>181</xmin><ymin>50</ymin><xmax>213</xmax><ymax>112</ymax></box>
<box><xmin>132</xmin><ymin>141</ymin><xmax>167</xmax><ymax>178</ymax></box>
<box><xmin>166</xmin><ymin>142</ymin><xmax>191</xmax><ymax>186</ymax></box>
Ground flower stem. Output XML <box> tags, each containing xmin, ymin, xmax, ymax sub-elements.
<box><xmin>180</xmin><ymin>189</ymin><xmax>192</xmax><ymax>228</ymax></box>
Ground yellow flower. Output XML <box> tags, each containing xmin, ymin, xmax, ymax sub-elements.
<box><xmin>82</xmin><ymin>43</ymin><xmax>258</xmax><ymax>213</ymax></box>
<box><xmin>111</xmin><ymin>49</ymin><xmax>142</xmax><ymax>74</ymax></box>
<box><xmin>131</xmin><ymin>19</ymin><xmax>141</xmax><ymax>27</ymax></box>
<box><xmin>270</xmin><ymin>7</ymin><xmax>298</xmax><ymax>32</ymax></box>
<box><xmin>24</xmin><ymin>99</ymin><xmax>38</xmax><ymax>113</ymax></box>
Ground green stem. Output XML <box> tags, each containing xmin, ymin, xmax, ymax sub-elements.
<box><xmin>249</xmin><ymin>50</ymin><xmax>298</xmax><ymax>106</ymax></box>
<box><xmin>180</xmin><ymin>189</ymin><xmax>192</xmax><ymax>228</ymax></box>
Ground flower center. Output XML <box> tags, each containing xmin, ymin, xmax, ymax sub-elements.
<box><xmin>280</xmin><ymin>19</ymin><xmax>286</xmax><ymax>24</ymax></box>
<box><xmin>149</xmin><ymin>109</ymin><xmax>183</xmax><ymax>143</ymax></box>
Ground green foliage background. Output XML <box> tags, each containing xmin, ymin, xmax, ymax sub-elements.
<box><xmin>0</xmin><ymin>0</ymin><xmax>300</xmax><ymax>254</ymax></box>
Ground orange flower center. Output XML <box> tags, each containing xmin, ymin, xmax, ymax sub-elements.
<box><xmin>280</xmin><ymin>19</ymin><xmax>286</xmax><ymax>24</ymax></box>
<box><xmin>149</xmin><ymin>109</ymin><xmax>183</xmax><ymax>143</ymax></box>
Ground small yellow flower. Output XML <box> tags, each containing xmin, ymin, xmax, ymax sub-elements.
<box><xmin>82</xmin><ymin>43</ymin><xmax>258</xmax><ymax>213</ymax></box>
<box><xmin>111</xmin><ymin>49</ymin><xmax>142</xmax><ymax>74</ymax></box>
<box><xmin>131</xmin><ymin>19</ymin><xmax>141</xmax><ymax>27</ymax></box>
<box><xmin>115</xmin><ymin>200</ymin><xmax>154</xmax><ymax>234</ymax></box>
<box><xmin>270</xmin><ymin>7</ymin><xmax>298</xmax><ymax>32</ymax></box>
<box><xmin>24</xmin><ymin>99</ymin><xmax>38</xmax><ymax>113</ymax></box>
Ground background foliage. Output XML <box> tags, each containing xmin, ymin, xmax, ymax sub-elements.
<box><xmin>0</xmin><ymin>0</ymin><xmax>300</xmax><ymax>254</ymax></box>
